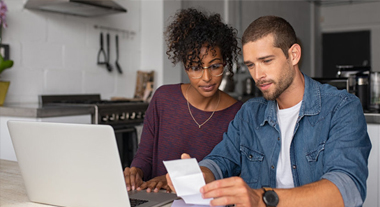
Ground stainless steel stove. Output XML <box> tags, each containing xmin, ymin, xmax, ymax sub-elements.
<box><xmin>40</xmin><ymin>94</ymin><xmax>149</xmax><ymax>126</ymax></box>
<box><xmin>40</xmin><ymin>94</ymin><xmax>149</xmax><ymax>168</ymax></box>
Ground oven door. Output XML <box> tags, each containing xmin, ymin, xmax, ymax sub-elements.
<box><xmin>113</xmin><ymin>125</ymin><xmax>139</xmax><ymax>169</ymax></box>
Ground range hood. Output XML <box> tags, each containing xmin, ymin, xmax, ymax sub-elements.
<box><xmin>25</xmin><ymin>0</ymin><xmax>127</xmax><ymax>17</ymax></box>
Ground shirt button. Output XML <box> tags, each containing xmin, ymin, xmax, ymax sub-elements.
<box><xmin>278</xmin><ymin>137</ymin><xmax>280</xmax><ymax>141</ymax></box>
<box><xmin>292</xmin><ymin>165</ymin><xmax>297</xmax><ymax>169</ymax></box>
<box><xmin>271</xmin><ymin>165</ymin><xmax>275</xmax><ymax>169</ymax></box>
<box><xmin>249</xmin><ymin>155</ymin><xmax>253</xmax><ymax>159</ymax></box>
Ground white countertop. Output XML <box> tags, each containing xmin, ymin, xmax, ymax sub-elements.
<box><xmin>0</xmin><ymin>159</ymin><xmax>45</xmax><ymax>207</ymax></box>
<box><xmin>0</xmin><ymin>160</ymin><xmax>173</xmax><ymax>207</ymax></box>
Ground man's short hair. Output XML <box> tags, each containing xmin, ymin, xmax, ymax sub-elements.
<box><xmin>242</xmin><ymin>16</ymin><xmax>298</xmax><ymax>58</ymax></box>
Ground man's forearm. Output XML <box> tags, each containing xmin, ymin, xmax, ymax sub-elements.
<box><xmin>275</xmin><ymin>179</ymin><xmax>344</xmax><ymax>207</ymax></box>
<box><xmin>200</xmin><ymin>166</ymin><xmax>216</xmax><ymax>184</ymax></box>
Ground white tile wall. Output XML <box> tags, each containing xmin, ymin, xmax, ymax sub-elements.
<box><xmin>1</xmin><ymin>0</ymin><xmax>143</xmax><ymax>104</ymax></box>
<box><xmin>6</xmin><ymin>69</ymin><xmax>44</xmax><ymax>103</ymax></box>
<box><xmin>140</xmin><ymin>0</ymin><xmax>164</xmax><ymax>89</ymax></box>
<box><xmin>83</xmin><ymin>70</ymin><xmax>116</xmax><ymax>95</ymax></box>
<box><xmin>23</xmin><ymin>42</ymin><xmax>64</xmax><ymax>68</ymax></box>
<box><xmin>45</xmin><ymin>70</ymin><xmax>83</xmax><ymax>94</ymax></box>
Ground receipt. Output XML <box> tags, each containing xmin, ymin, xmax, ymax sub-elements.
<box><xmin>171</xmin><ymin>199</ymin><xmax>209</xmax><ymax>207</ymax></box>
<box><xmin>163</xmin><ymin>158</ymin><xmax>212</xmax><ymax>205</ymax></box>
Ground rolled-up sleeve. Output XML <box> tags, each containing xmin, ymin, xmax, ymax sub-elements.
<box><xmin>322</xmin><ymin>172</ymin><xmax>363</xmax><ymax>207</ymax></box>
<box><xmin>322</xmin><ymin>94</ymin><xmax>371</xmax><ymax>206</ymax></box>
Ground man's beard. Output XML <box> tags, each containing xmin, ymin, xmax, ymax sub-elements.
<box><xmin>257</xmin><ymin>65</ymin><xmax>295</xmax><ymax>101</ymax></box>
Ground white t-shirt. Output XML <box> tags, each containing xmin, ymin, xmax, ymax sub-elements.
<box><xmin>276</xmin><ymin>100</ymin><xmax>302</xmax><ymax>188</ymax></box>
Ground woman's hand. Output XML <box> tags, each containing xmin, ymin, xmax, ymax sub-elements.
<box><xmin>138</xmin><ymin>175</ymin><xmax>171</xmax><ymax>193</ymax></box>
<box><xmin>124</xmin><ymin>167</ymin><xmax>143</xmax><ymax>191</ymax></box>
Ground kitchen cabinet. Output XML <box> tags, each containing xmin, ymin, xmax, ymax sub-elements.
<box><xmin>363</xmin><ymin>124</ymin><xmax>380</xmax><ymax>207</ymax></box>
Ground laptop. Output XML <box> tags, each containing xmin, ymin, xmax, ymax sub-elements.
<box><xmin>7</xmin><ymin>121</ymin><xmax>178</xmax><ymax>207</ymax></box>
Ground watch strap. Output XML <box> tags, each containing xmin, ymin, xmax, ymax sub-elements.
<box><xmin>263</xmin><ymin>187</ymin><xmax>274</xmax><ymax>192</ymax></box>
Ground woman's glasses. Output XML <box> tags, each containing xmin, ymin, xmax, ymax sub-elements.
<box><xmin>186</xmin><ymin>63</ymin><xmax>226</xmax><ymax>79</ymax></box>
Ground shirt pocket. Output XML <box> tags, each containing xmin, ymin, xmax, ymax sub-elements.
<box><xmin>306</xmin><ymin>142</ymin><xmax>325</xmax><ymax>162</ymax></box>
<box><xmin>305</xmin><ymin>142</ymin><xmax>325</xmax><ymax>178</ymax></box>
<box><xmin>240</xmin><ymin>145</ymin><xmax>264</xmax><ymax>185</ymax></box>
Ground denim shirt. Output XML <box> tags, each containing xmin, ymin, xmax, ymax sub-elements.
<box><xmin>199</xmin><ymin>74</ymin><xmax>371</xmax><ymax>207</ymax></box>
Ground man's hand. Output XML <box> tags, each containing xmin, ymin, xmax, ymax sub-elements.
<box><xmin>124</xmin><ymin>167</ymin><xmax>143</xmax><ymax>191</ymax></box>
<box><xmin>137</xmin><ymin>175</ymin><xmax>171</xmax><ymax>193</ymax></box>
<box><xmin>200</xmin><ymin>177</ymin><xmax>265</xmax><ymax>207</ymax></box>
<box><xmin>166</xmin><ymin>153</ymin><xmax>191</xmax><ymax>193</ymax></box>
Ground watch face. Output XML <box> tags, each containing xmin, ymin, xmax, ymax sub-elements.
<box><xmin>263</xmin><ymin>191</ymin><xmax>279</xmax><ymax>206</ymax></box>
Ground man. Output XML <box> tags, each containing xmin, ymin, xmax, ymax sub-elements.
<box><xmin>167</xmin><ymin>16</ymin><xmax>371</xmax><ymax>207</ymax></box>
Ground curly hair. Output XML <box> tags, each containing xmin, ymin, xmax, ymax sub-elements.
<box><xmin>165</xmin><ymin>8</ymin><xmax>240</xmax><ymax>78</ymax></box>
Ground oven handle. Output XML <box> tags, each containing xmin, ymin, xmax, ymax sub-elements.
<box><xmin>113</xmin><ymin>127</ymin><xmax>136</xmax><ymax>133</ymax></box>
<box><xmin>93</xmin><ymin>105</ymin><xmax>99</xmax><ymax>124</ymax></box>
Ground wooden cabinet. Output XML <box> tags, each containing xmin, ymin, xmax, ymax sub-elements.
<box><xmin>363</xmin><ymin>124</ymin><xmax>380</xmax><ymax>207</ymax></box>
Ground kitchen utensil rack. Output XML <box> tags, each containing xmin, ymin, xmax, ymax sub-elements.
<box><xmin>94</xmin><ymin>25</ymin><xmax>135</xmax><ymax>39</ymax></box>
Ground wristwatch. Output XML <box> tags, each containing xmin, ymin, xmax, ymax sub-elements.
<box><xmin>262</xmin><ymin>187</ymin><xmax>279</xmax><ymax>207</ymax></box>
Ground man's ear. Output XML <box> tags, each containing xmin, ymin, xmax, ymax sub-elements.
<box><xmin>288</xmin><ymin>43</ymin><xmax>301</xmax><ymax>66</ymax></box>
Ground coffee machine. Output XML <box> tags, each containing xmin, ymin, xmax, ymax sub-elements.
<box><xmin>369</xmin><ymin>72</ymin><xmax>380</xmax><ymax>111</ymax></box>
<box><xmin>336</xmin><ymin>65</ymin><xmax>371</xmax><ymax>111</ymax></box>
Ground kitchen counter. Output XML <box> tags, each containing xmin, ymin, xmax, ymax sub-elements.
<box><xmin>0</xmin><ymin>159</ymin><xmax>35</xmax><ymax>207</ymax></box>
<box><xmin>364</xmin><ymin>113</ymin><xmax>380</xmax><ymax>124</ymax></box>
<box><xmin>0</xmin><ymin>159</ymin><xmax>173</xmax><ymax>207</ymax></box>
<box><xmin>0</xmin><ymin>103</ymin><xmax>94</xmax><ymax>118</ymax></box>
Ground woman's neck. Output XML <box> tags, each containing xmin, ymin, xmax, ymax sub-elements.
<box><xmin>184</xmin><ymin>84</ymin><xmax>220</xmax><ymax>112</ymax></box>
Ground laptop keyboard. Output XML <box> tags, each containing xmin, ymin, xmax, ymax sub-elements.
<box><xmin>130</xmin><ymin>198</ymin><xmax>149</xmax><ymax>207</ymax></box>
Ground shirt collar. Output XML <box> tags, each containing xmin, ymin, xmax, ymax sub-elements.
<box><xmin>261</xmin><ymin>73</ymin><xmax>321</xmax><ymax>126</ymax></box>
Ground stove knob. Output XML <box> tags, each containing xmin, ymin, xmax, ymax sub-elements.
<box><xmin>101</xmin><ymin>115</ymin><xmax>109</xmax><ymax>122</ymax></box>
<box><xmin>136</xmin><ymin>112</ymin><xmax>142</xmax><ymax>119</ymax></box>
<box><xmin>130</xmin><ymin>112</ymin><xmax>136</xmax><ymax>120</ymax></box>
<box><xmin>109</xmin><ymin>114</ymin><xmax>116</xmax><ymax>121</ymax></box>
<box><xmin>125</xmin><ymin>112</ymin><xmax>130</xmax><ymax>120</ymax></box>
<box><xmin>119</xmin><ymin>113</ymin><xmax>125</xmax><ymax>120</ymax></box>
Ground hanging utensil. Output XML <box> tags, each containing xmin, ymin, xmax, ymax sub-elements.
<box><xmin>105</xmin><ymin>33</ymin><xmax>113</xmax><ymax>72</ymax></box>
<box><xmin>97</xmin><ymin>32</ymin><xmax>107</xmax><ymax>65</ymax></box>
<box><xmin>115</xmin><ymin>35</ymin><xmax>123</xmax><ymax>74</ymax></box>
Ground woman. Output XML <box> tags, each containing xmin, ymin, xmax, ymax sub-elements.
<box><xmin>124</xmin><ymin>8</ymin><xmax>242</xmax><ymax>193</ymax></box>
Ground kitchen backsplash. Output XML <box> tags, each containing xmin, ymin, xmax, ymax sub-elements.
<box><xmin>1</xmin><ymin>0</ymin><xmax>142</xmax><ymax>104</ymax></box>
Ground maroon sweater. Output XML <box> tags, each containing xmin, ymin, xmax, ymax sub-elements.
<box><xmin>131</xmin><ymin>84</ymin><xmax>243</xmax><ymax>181</ymax></box>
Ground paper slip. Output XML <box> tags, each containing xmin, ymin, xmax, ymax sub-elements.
<box><xmin>163</xmin><ymin>158</ymin><xmax>212</xmax><ymax>205</ymax></box>
<box><xmin>171</xmin><ymin>199</ymin><xmax>208</xmax><ymax>207</ymax></box>
<box><xmin>171</xmin><ymin>199</ymin><xmax>225</xmax><ymax>207</ymax></box>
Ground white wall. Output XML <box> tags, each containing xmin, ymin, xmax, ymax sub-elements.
<box><xmin>320</xmin><ymin>1</ymin><xmax>380</xmax><ymax>72</ymax></box>
<box><xmin>140</xmin><ymin>0</ymin><xmax>164</xmax><ymax>88</ymax></box>
<box><xmin>163</xmin><ymin>0</ymin><xmax>182</xmax><ymax>85</ymax></box>
<box><xmin>1</xmin><ymin>0</ymin><xmax>142</xmax><ymax>104</ymax></box>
